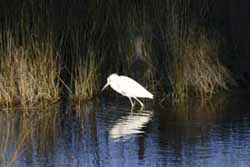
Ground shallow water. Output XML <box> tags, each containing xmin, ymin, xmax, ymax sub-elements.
<box><xmin>1</xmin><ymin>95</ymin><xmax>250</xmax><ymax>167</ymax></box>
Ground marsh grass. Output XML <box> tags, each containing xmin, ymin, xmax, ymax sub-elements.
<box><xmin>73</xmin><ymin>53</ymin><xmax>100</xmax><ymax>102</ymax></box>
<box><xmin>0</xmin><ymin>32</ymin><xmax>61</xmax><ymax>107</ymax></box>
<box><xmin>155</xmin><ymin>0</ymin><xmax>235</xmax><ymax>100</ymax></box>
<box><xmin>0</xmin><ymin>0</ymin><xmax>237</xmax><ymax>107</ymax></box>
<box><xmin>68</xmin><ymin>25</ymin><xmax>101</xmax><ymax>102</ymax></box>
<box><xmin>165</xmin><ymin>26</ymin><xmax>235</xmax><ymax>100</ymax></box>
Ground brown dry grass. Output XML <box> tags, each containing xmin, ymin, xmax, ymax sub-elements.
<box><xmin>164</xmin><ymin>26</ymin><xmax>235</xmax><ymax>100</ymax></box>
<box><xmin>73</xmin><ymin>53</ymin><xmax>99</xmax><ymax>102</ymax></box>
<box><xmin>0</xmin><ymin>32</ymin><xmax>61</xmax><ymax>107</ymax></box>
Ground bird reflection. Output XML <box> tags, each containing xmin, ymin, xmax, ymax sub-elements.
<box><xmin>109</xmin><ymin>110</ymin><xmax>153</xmax><ymax>140</ymax></box>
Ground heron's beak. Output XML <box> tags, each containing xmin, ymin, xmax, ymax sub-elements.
<box><xmin>101</xmin><ymin>82</ymin><xmax>109</xmax><ymax>91</ymax></box>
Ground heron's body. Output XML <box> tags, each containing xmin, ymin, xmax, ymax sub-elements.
<box><xmin>102</xmin><ymin>73</ymin><xmax>153</xmax><ymax>108</ymax></box>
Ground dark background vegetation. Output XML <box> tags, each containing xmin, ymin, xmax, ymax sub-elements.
<box><xmin>212</xmin><ymin>1</ymin><xmax>250</xmax><ymax>87</ymax></box>
<box><xmin>0</xmin><ymin>0</ymin><xmax>250</xmax><ymax>104</ymax></box>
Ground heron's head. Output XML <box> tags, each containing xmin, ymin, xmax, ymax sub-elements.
<box><xmin>101</xmin><ymin>73</ymin><xmax>119</xmax><ymax>91</ymax></box>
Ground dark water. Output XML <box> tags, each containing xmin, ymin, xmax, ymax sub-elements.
<box><xmin>1</xmin><ymin>95</ymin><xmax>250</xmax><ymax>167</ymax></box>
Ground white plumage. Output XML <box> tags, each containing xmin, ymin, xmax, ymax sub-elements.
<box><xmin>102</xmin><ymin>73</ymin><xmax>153</xmax><ymax>108</ymax></box>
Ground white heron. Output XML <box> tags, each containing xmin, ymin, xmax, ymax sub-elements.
<box><xmin>101</xmin><ymin>73</ymin><xmax>153</xmax><ymax>108</ymax></box>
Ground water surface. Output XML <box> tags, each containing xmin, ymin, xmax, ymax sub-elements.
<box><xmin>1</xmin><ymin>95</ymin><xmax>250</xmax><ymax>167</ymax></box>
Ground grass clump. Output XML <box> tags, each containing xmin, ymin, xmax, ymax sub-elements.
<box><xmin>0</xmin><ymin>32</ymin><xmax>61</xmax><ymax>107</ymax></box>
<box><xmin>148</xmin><ymin>0</ymin><xmax>236</xmax><ymax>100</ymax></box>
<box><xmin>0</xmin><ymin>0</ymin><xmax>239</xmax><ymax>106</ymax></box>
<box><xmin>73</xmin><ymin>53</ymin><xmax>100</xmax><ymax>102</ymax></box>
<box><xmin>163</xmin><ymin>26</ymin><xmax>235</xmax><ymax>100</ymax></box>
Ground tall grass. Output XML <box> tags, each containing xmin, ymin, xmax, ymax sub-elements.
<box><xmin>0</xmin><ymin>0</ymin><xmax>237</xmax><ymax>107</ymax></box>
<box><xmin>73</xmin><ymin>54</ymin><xmax>99</xmax><ymax>102</ymax></box>
<box><xmin>0</xmin><ymin>32</ymin><xmax>61</xmax><ymax>107</ymax></box>
<box><xmin>154</xmin><ymin>1</ymin><xmax>235</xmax><ymax>100</ymax></box>
<box><xmin>165</xmin><ymin>27</ymin><xmax>235</xmax><ymax>99</ymax></box>
<box><xmin>67</xmin><ymin>24</ymin><xmax>101</xmax><ymax>102</ymax></box>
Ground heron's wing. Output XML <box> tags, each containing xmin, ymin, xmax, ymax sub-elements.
<box><xmin>118</xmin><ymin>76</ymin><xmax>153</xmax><ymax>99</ymax></box>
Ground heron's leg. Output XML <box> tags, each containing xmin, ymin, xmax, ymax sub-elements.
<box><xmin>134</xmin><ymin>97</ymin><xmax>144</xmax><ymax>109</ymax></box>
<box><xmin>128</xmin><ymin>97</ymin><xmax>134</xmax><ymax>107</ymax></box>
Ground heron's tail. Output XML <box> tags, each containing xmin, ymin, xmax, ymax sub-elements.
<box><xmin>147</xmin><ymin>92</ymin><xmax>154</xmax><ymax>99</ymax></box>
